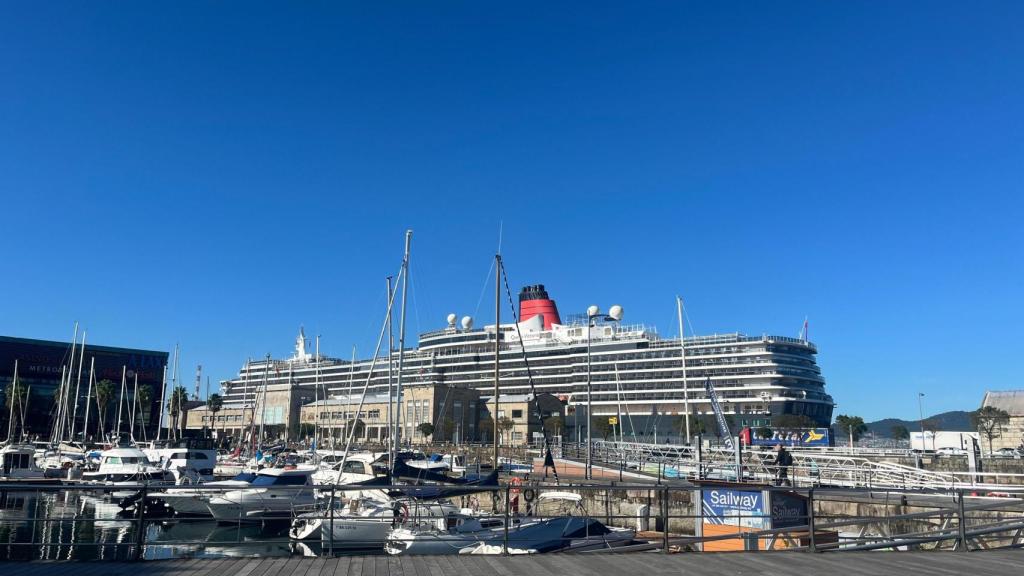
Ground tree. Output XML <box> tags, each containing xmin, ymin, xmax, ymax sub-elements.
<box><xmin>591</xmin><ymin>416</ymin><xmax>613</xmax><ymax>441</ymax></box>
<box><xmin>775</xmin><ymin>414</ymin><xmax>815</xmax><ymax>431</ymax></box>
<box><xmin>478</xmin><ymin>418</ymin><xmax>494</xmax><ymax>442</ymax></box>
<box><xmin>972</xmin><ymin>406</ymin><xmax>1011</xmax><ymax>454</ymax></box>
<box><xmin>891</xmin><ymin>424</ymin><xmax>910</xmax><ymax>440</ymax></box>
<box><xmin>168</xmin><ymin>385</ymin><xmax>189</xmax><ymax>441</ymax></box>
<box><xmin>497</xmin><ymin>417</ymin><xmax>515</xmax><ymax>445</ymax></box>
<box><xmin>135</xmin><ymin>385</ymin><xmax>153</xmax><ymax>435</ymax></box>
<box><xmin>416</xmin><ymin>422</ymin><xmax>435</xmax><ymax>439</ymax></box>
<box><xmin>94</xmin><ymin>379</ymin><xmax>116</xmax><ymax>439</ymax></box>
<box><xmin>543</xmin><ymin>415</ymin><xmax>565</xmax><ymax>437</ymax></box>
<box><xmin>440</xmin><ymin>417</ymin><xmax>455</xmax><ymax>442</ymax></box>
<box><xmin>207</xmin><ymin>393</ymin><xmax>224</xmax><ymax>436</ymax></box>
<box><xmin>834</xmin><ymin>414</ymin><xmax>867</xmax><ymax>441</ymax></box>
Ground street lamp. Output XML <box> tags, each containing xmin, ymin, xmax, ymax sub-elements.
<box><xmin>585</xmin><ymin>304</ymin><xmax>623</xmax><ymax>480</ymax></box>
<box><xmin>917</xmin><ymin>392</ymin><xmax>928</xmax><ymax>451</ymax></box>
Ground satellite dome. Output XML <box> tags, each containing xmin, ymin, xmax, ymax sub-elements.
<box><xmin>608</xmin><ymin>305</ymin><xmax>623</xmax><ymax>321</ymax></box>
<box><xmin>461</xmin><ymin>316</ymin><xmax>474</xmax><ymax>330</ymax></box>
<box><xmin>447</xmin><ymin>313</ymin><xmax>457</xmax><ymax>327</ymax></box>
<box><xmin>586</xmin><ymin>305</ymin><xmax>600</xmax><ymax>318</ymax></box>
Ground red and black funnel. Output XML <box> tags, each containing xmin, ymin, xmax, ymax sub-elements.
<box><xmin>519</xmin><ymin>284</ymin><xmax>561</xmax><ymax>329</ymax></box>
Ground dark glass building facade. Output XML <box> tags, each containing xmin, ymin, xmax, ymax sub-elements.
<box><xmin>0</xmin><ymin>335</ymin><xmax>169</xmax><ymax>440</ymax></box>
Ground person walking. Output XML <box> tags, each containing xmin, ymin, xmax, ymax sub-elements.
<box><xmin>775</xmin><ymin>443</ymin><xmax>793</xmax><ymax>486</ymax></box>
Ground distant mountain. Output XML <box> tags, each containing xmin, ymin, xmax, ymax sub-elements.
<box><xmin>866</xmin><ymin>411</ymin><xmax>974</xmax><ymax>437</ymax></box>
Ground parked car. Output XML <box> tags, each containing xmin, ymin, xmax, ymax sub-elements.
<box><xmin>993</xmin><ymin>448</ymin><xmax>1021</xmax><ymax>458</ymax></box>
<box><xmin>935</xmin><ymin>447</ymin><xmax>966</xmax><ymax>456</ymax></box>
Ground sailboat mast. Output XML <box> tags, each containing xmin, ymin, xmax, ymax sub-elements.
<box><xmin>130</xmin><ymin>372</ymin><xmax>139</xmax><ymax>441</ymax></box>
<box><xmin>386</xmin><ymin>275</ymin><xmax>394</xmax><ymax>462</ymax></box>
<box><xmin>257</xmin><ymin>354</ymin><xmax>270</xmax><ymax>450</ymax></box>
<box><xmin>115</xmin><ymin>365</ymin><xmax>127</xmax><ymax>439</ymax></box>
<box><xmin>313</xmin><ymin>335</ymin><xmax>320</xmax><ymax>451</ymax></box>
<box><xmin>493</xmin><ymin>254</ymin><xmax>501</xmax><ymax>469</ymax></box>
<box><xmin>7</xmin><ymin>359</ymin><xmax>17</xmax><ymax>442</ymax></box>
<box><xmin>82</xmin><ymin>358</ymin><xmax>95</xmax><ymax>441</ymax></box>
<box><xmin>392</xmin><ymin>230</ymin><xmax>412</xmax><ymax>458</ymax></box>
<box><xmin>63</xmin><ymin>323</ymin><xmax>79</xmax><ymax>443</ymax></box>
<box><xmin>677</xmin><ymin>296</ymin><xmax>690</xmax><ymax>444</ymax></box>
<box><xmin>155</xmin><ymin>364</ymin><xmax>168</xmax><ymax>443</ymax></box>
<box><xmin>70</xmin><ymin>331</ymin><xmax>86</xmax><ymax>442</ymax></box>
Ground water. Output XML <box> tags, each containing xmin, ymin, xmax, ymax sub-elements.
<box><xmin>0</xmin><ymin>489</ymin><xmax>329</xmax><ymax>561</ymax></box>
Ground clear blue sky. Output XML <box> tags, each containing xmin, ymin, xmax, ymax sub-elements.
<box><xmin>2</xmin><ymin>2</ymin><xmax>1021</xmax><ymax>421</ymax></box>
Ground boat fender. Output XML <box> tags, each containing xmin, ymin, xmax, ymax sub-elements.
<box><xmin>522</xmin><ymin>488</ymin><xmax>536</xmax><ymax>503</ymax></box>
<box><xmin>509</xmin><ymin>477</ymin><xmax>522</xmax><ymax>496</ymax></box>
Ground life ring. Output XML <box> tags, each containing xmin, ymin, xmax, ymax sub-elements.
<box><xmin>522</xmin><ymin>488</ymin><xmax>536</xmax><ymax>503</ymax></box>
<box><xmin>509</xmin><ymin>477</ymin><xmax>522</xmax><ymax>496</ymax></box>
<box><xmin>62</xmin><ymin>461</ymin><xmax>73</xmax><ymax>470</ymax></box>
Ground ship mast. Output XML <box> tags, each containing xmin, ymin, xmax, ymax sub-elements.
<box><xmin>392</xmin><ymin>230</ymin><xmax>412</xmax><ymax>458</ymax></box>
<box><xmin>493</xmin><ymin>254</ymin><xmax>501</xmax><ymax>470</ymax></box>
<box><xmin>677</xmin><ymin>296</ymin><xmax>691</xmax><ymax>444</ymax></box>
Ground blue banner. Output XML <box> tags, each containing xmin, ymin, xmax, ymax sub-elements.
<box><xmin>701</xmin><ymin>488</ymin><xmax>767</xmax><ymax>529</ymax></box>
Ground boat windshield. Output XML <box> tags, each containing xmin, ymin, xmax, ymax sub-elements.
<box><xmin>105</xmin><ymin>456</ymin><xmax>145</xmax><ymax>465</ymax></box>
<box><xmin>232</xmin><ymin>472</ymin><xmax>257</xmax><ymax>482</ymax></box>
<box><xmin>251</xmin><ymin>473</ymin><xmax>308</xmax><ymax>487</ymax></box>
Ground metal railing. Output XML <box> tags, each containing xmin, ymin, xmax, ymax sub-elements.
<box><xmin>1</xmin><ymin>478</ymin><xmax>1023</xmax><ymax>561</ymax></box>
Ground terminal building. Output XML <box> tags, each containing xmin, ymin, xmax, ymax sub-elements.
<box><xmin>0</xmin><ymin>335</ymin><xmax>169</xmax><ymax>440</ymax></box>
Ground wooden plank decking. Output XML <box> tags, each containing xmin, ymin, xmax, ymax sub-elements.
<box><xmin>2</xmin><ymin>551</ymin><xmax>1023</xmax><ymax>576</ymax></box>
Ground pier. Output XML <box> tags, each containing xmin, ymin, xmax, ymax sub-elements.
<box><xmin>3</xmin><ymin>551</ymin><xmax>1024</xmax><ymax>576</ymax></box>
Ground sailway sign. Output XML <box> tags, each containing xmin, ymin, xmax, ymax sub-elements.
<box><xmin>701</xmin><ymin>488</ymin><xmax>767</xmax><ymax>529</ymax></box>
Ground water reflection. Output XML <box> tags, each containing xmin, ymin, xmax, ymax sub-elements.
<box><xmin>0</xmin><ymin>489</ymin><xmax>310</xmax><ymax>560</ymax></box>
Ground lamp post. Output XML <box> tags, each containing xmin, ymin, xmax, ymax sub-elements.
<box><xmin>917</xmin><ymin>392</ymin><xmax>926</xmax><ymax>451</ymax></box>
<box><xmin>585</xmin><ymin>304</ymin><xmax>623</xmax><ymax>480</ymax></box>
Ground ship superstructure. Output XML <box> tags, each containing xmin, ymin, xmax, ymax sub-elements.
<box><xmin>217</xmin><ymin>285</ymin><xmax>833</xmax><ymax>439</ymax></box>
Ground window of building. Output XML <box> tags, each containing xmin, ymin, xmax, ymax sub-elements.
<box><xmin>511</xmin><ymin>409</ymin><xmax>523</xmax><ymax>419</ymax></box>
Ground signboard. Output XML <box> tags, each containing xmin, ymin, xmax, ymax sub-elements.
<box><xmin>608</xmin><ymin>416</ymin><xmax>618</xmax><ymax>425</ymax></box>
<box><xmin>741</xmin><ymin>427</ymin><xmax>831</xmax><ymax>447</ymax></box>
<box><xmin>701</xmin><ymin>487</ymin><xmax>767</xmax><ymax>529</ymax></box>
<box><xmin>770</xmin><ymin>491</ymin><xmax>808</xmax><ymax>529</ymax></box>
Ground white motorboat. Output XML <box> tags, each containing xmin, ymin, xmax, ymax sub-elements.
<box><xmin>206</xmin><ymin>466</ymin><xmax>316</xmax><ymax>523</ymax></box>
<box><xmin>311</xmin><ymin>452</ymin><xmax>383</xmax><ymax>490</ymax></box>
<box><xmin>81</xmin><ymin>446</ymin><xmax>172</xmax><ymax>484</ymax></box>
<box><xmin>385</xmin><ymin>512</ymin><xmax>525</xmax><ymax>555</ymax></box>
<box><xmin>290</xmin><ymin>495</ymin><xmax>460</xmax><ymax>550</ymax></box>
<box><xmin>142</xmin><ymin>445</ymin><xmax>218</xmax><ymax>483</ymax></box>
<box><xmin>0</xmin><ymin>444</ymin><xmax>48</xmax><ymax>481</ymax></box>
<box><xmin>151</xmin><ymin>471</ymin><xmax>258</xmax><ymax>517</ymax></box>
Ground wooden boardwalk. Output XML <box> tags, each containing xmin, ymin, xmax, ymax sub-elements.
<box><xmin>1</xmin><ymin>552</ymin><xmax>1023</xmax><ymax>576</ymax></box>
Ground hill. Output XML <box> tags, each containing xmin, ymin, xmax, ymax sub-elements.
<box><xmin>866</xmin><ymin>411</ymin><xmax>973</xmax><ymax>437</ymax></box>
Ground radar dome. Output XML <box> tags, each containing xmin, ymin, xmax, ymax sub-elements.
<box><xmin>461</xmin><ymin>316</ymin><xmax>474</xmax><ymax>330</ymax></box>
<box><xmin>447</xmin><ymin>313</ymin><xmax>457</xmax><ymax>327</ymax></box>
<box><xmin>608</xmin><ymin>305</ymin><xmax>623</xmax><ymax>321</ymax></box>
<box><xmin>586</xmin><ymin>305</ymin><xmax>600</xmax><ymax>318</ymax></box>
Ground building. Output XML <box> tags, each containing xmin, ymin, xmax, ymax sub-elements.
<box><xmin>1</xmin><ymin>335</ymin><xmax>168</xmax><ymax>440</ymax></box>
<box><xmin>297</xmin><ymin>384</ymin><xmax>480</xmax><ymax>445</ymax></box>
<box><xmin>214</xmin><ymin>284</ymin><xmax>832</xmax><ymax>443</ymax></box>
<box><xmin>186</xmin><ymin>382</ymin><xmax>316</xmax><ymax>441</ymax></box>
<box><xmin>480</xmin><ymin>393</ymin><xmax>566</xmax><ymax>446</ymax></box>
<box><xmin>979</xmin><ymin>390</ymin><xmax>1024</xmax><ymax>451</ymax></box>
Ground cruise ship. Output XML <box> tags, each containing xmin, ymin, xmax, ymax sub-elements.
<box><xmin>216</xmin><ymin>285</ymin><xmax>833</xmax><ymax>440</ymax></box>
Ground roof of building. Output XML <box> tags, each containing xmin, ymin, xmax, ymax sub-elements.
<box><xmin>982</xmin><ymin>390</ymin><xmax>1024</xmax><ymax>416</ymax></box>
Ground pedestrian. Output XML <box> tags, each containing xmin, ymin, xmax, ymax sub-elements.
<box><xmin>775</xmin><ymin>443</ymin><xmax>793</xmax><ymax>486</ymax></box>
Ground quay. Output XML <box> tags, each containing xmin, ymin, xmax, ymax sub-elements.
<box><xmin>3</xmin><ymin>552</ymin><xmax>1024</xmax><ymax>576</ymax></box>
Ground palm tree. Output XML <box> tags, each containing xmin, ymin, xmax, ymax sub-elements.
<box><xmin>94</xmin><ymin>379</ymin><xmax>115</xmax><ymax>439</ymax></box>
<box><xmin>207</xmin><ymin>393</ymin><xmax>224</xmax><ymax>438</ymax></box>
<box><xmin>135</xmin><ymin>385</ymin><xmax>152</xmax><ymax>437</ymax></box>
<box><xmin>168</xmin><ymin>386</ymin><xmax>189</xmax><ymax>441</ymax></box>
